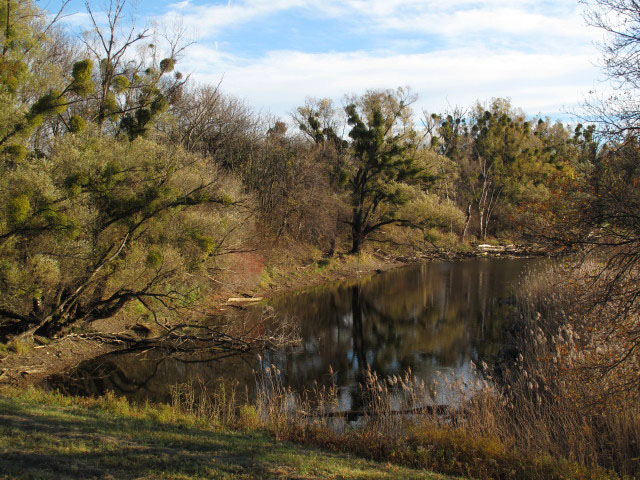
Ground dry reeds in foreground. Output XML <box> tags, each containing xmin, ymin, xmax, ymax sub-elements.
<box><xmin>170</xmin><ymin>262</ymin><xmax>638</xmax><ymax>480</ymax></box>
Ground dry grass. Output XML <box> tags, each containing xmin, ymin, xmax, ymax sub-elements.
<box><xmin>166</xmin><ymin>261</ymin><xmax>640</xmax><ymax>480</ymax></box>
<box><xmin>0</xmin><ymin>386</ymin><xmax>454</xmax><ymax>480</ymax></box>
<box><xmin>168</xmin><ymin>364</ymin><xmax>621</xmax><ymax>480</ymax></box>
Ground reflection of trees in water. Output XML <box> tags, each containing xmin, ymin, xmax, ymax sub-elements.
<box><xmin>48</xmin><ymin>258</ymin><xmax>543</xmax><ymax>406</ymax></box>
<box><xmin>47</xmin><ymin>350</ymin><xmax>258</xmax><ymax>404</ymax></box>
<box><xmin>270</xmin><ymin>258</ymin><xmax>536</xmax><ymax>405</ymax></box>
<box><xmin>47</xmin><ymin>354</ymin><xmax>166</xmax><ymax>399</ymax></box>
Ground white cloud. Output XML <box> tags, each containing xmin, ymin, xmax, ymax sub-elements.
<box><xmin>379</xmin><ymin>8</ymin><xmax>595</xmax><ymax>43</ymax></box>
<box><xmin>159</xmin><ymin>0</ymin><xmax>595</xmax><ymax>45</ymax></box>
<box><xmin>161</xmin><ymin>0</ymin><xmax>307</xmax><ymax>37</ymax></box>
<box><xmin>142</xmin><ymin>0</ymin><xmax>605</xmax><ymax>118</ymax></box>
<box><xmin>168</xmin><ymin>0</ymin><xmax>191</xmax><ymax>8</ymax></box>
<box><xmin>48</xmin><ymin>0</ymin><xmax>604</xmax><ymax>118</ymax></box>
<box><xmin>56</xmin><ymin>11</ymin><xmax>105</xmax><ymax>30</ymax></box>
<box><xmin>184</xmin><ymin>47</ymin><xmax>601</xmax><ymax>118</ymax></box>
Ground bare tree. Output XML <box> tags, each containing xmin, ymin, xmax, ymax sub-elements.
<box><xmin>582</xmin><ymin>0</ymin><xmax>640</xmax><ymax>137</ymax></box>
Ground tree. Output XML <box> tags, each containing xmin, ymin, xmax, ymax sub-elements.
<box><xmin>527</xmin><ymin>0</ymin><xmax>640</xmax><ymax>400</ymax></box>
<box><xmin>343</xmin><ymin>89</ymin><xmax>434</xmax><ymax>253</ymax></box>
<box><xmin>582</xmin><ymin>0</ymin><xmax>640</xmax><ymax>137</ymax></box>
<box><xmin>0</xmin><ymin>130</ymin><xmax>242</xmax><ymax>340</ymax></box>
<box><xmin>430</xmin><ymin>99</ymin><xmax>582</xmax><ymax>240</ymax></box>
<box><xmin>168</xmin><ymin>84</ymin><xmax>259</xmax><ymax>169</ymax></box>
<box><xmin>69</xmin><ymin>0</ymin><xmax>188</xmax><ymax>139</ymax></box>
<box><xmin>0</xmin><ymin>0</ymin><xmax>92</xmax><ymax>161</ymax></box>
<box><xmin>0</xmin><ymin>0</ymin><xmax>243</xmax><ymax>341</ymax></box>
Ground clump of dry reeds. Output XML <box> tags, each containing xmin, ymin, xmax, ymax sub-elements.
<box><xmin>503</xmin><ymin>260</ymin><xmax>640</xmax><ymax>477</ymax></box>
<box><xmin>169</xmin><ymin>261</ymin><xmax>638</xmax><ymax>480</ymax></box>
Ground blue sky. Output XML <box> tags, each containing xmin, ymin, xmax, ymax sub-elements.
<box><xmin>42</xmin><ymin>0</ymin><xmax>605</xmax><ymax>119</ymax></box>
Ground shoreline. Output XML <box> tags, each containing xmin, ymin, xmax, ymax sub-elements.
<box><xmin>0</xmin><ymin>244</ymin><xmax>549</xmax><ymax>389</ymax></box>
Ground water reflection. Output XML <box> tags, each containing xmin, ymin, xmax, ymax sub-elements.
<box><xmin>46</xmin><ymin>257</ymin><xmax>546</xmax><ymax>408</ymax></box>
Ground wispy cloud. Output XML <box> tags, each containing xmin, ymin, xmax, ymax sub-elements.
<box><xmin>160</xmin><ymin>0</ymin><xmax>595</xmax><ymax>45</ymax></box>
<box><xmin>161</xmin><ymin>0</ymin><xmax>307</xmax><ymax>37</ymax></box>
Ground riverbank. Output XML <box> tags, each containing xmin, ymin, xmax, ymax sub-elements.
<box><xmin>0</xmin><ymin>251</ymin><xmax>405</xmax><ymax>388</ymax></box>
<box><xmin>0</xmin><ymin>241</ymin><xmax>548</xmax><ymax>389</ymax></box>
<box><xmin>0</xmin><ymin>379</ymin><xmax>618</xmax><ymax>480</ymax></box>
<box><xmin>0</xmin><ymin>386</ymin><xmax>455</xmax><ymax>480</ymax></box>
<box><xmin>0</xmin><ymin>251</ymin><xmax>626</xmax><ymax>480</ymax></box>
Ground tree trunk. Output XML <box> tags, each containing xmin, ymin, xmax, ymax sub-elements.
<box><xmin>479</xmin><ymin>206</ymin><xmax>486</xmax><ymax>240</ymax></box>
<box><xmin>350</xmin><ymin>205</ymin><xmax>365</xmax><ymax>254</ymax></box>
<box><xmin>462</xmin><ymin>203</ymin><xmax>472</xmax><ymax>241</ymax></box>
<box><xmin>350</xmin><ymin>229</ymin><xmax>364</xmax><ymax>254</ymax></box>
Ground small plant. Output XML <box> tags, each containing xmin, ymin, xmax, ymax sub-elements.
<box><xmin>316</xmin><ymin>258</ymin><xmax>331</xmax><ymax>268</ymax></box>
<box><xmin>3</xmin><ymin>339</ymin><xmax>31</xmax><ymax>355</ymax></box>
<box><xmin>236</xmin><ymin>405</ymin><xmax>260</xmax><ymax>430</ymax></box>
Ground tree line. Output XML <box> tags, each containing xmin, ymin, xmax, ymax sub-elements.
<box><xmin>0</xmin><ymin>0</ymin><xmax>613</xmax><ymax>342</ymax></box>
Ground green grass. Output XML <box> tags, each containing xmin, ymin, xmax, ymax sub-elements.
<box><xmin>0</xmin><ymin>388</ymin><xmax>459</xmax><ymax>480</ymax></box>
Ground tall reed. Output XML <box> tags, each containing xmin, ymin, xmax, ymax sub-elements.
<box><xmin>169</xmin><ymin>261</ymin><xmax>638</xmax><ymax>479</ymax></box>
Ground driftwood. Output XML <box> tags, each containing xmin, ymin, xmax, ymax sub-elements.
<box><xmin>301</xmin><ymin>404</ymin><xmax>450</xmax><ymax>421</ymax></box>
<box><xmin>68</xmin><ymin>321</ymin><xmax>298</xmax><ymax>360</ymax></box>
<box><xmin>226</xmin><ymin>297</ymin><xmax>264</xmax><ymax>303</ymax></box>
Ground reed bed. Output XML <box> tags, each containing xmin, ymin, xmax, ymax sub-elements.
<box><xmin>169</xmin><ymin>261</ymin><xmax>638</xmax><ymax>480</ymax></box>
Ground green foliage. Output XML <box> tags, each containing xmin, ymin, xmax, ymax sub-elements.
<box><xmin>2</xmin><ymin>144</ymin><xmax>26</xmax><ymax>163</ymax></box>
<box><xmin>145</xmin><ymin>248</ymin><xmax>163</xmax><ymax>268</ymax></box>
<box><xmin>103</xmin><ymin>91</ymin><xmax>118</xmax><ymax>115</ymax></box>
<box><xmin>344</xmin><ymin>89</ymin><xmax>432</xmax><ymax>253</ymax></box>
<box><xmin>0</xmin><ymin>130</ymin><xmax>242</xmax><ymax>339</ymax></box>
<box><xmin>0</xmin><ymin>58</ymin><xmax>27</xmax><ymax>93</ymax></box>
<box><xmin>2</xmin><ymin>339</ymin><xmax>30</xmax><ymax>354</ymax></box>
<box><xmin>112</xmin><ymin>75</ymin><xmax>130</xmax><ymax>93</ymax></box>
<box><xmin>401</xmin><ymin>193</ymin><xmax>465</xmax><ymax>232</ymax></box>
<box><xmin>159</xmin><ymin>58</ymin><xmax>176</xmax><ymax>73</ymax></box>
<box><xmin>29</xmin><ymin>90</ymin><xmax>66</xmax><ymax>117</ymax></box>
<box><xmin>189</xmin><ymin>231</ymin><xmax>216</xmax><ymax>254</ymax></box>
<box><xmin>69</xmin><ymin>59</ymin><xmax>94</xmax><ymax>95</ymax></box>
<box><xmin>68</xmin><ymin>115</ymin><xmax>85</xmax><ymax>133</ymax></box>
<box><xmin>236</xmin><ymin>404</ymin><xmax>260</xmax><ymax>429</ymax></box>
<box><xmin>7</xmin><ymin>193</ymin><xmax>30</xmax><ymax>224</ymax></box>
<box><xmin>150</xmin><ymin>95</ymin><xmax>168</xmax><ymax>115</ymax></box>
<box><xmin>432</xmin><ymin>99</ymin><xmax>587</xmax><ymax>239</ymax></box>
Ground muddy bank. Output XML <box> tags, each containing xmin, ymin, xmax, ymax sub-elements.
<box><xmin>0</xmin><ymin>254</ymin><xmax>408</xmax><ymax>388</ymax></box>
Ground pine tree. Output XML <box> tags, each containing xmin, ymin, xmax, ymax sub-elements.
<box><xmin>344</xmin><ymin>89</ymin><xmax>433</xmax><ymax>253</ymax></box>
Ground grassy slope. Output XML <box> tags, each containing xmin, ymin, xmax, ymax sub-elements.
<box><xmin>0</xmin><ymin>389</ymin><xmax>459</xmax><ymax>480</ymax></box>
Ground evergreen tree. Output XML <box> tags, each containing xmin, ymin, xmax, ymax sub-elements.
<box><xmin>344</xmin><ymin>89</ymin><xmax>434</xmax><ymax>253</ymax></box>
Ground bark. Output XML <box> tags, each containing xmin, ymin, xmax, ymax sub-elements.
<box><xmin>350</xmin><ymin>226</ymin><xmax>365</xmax><ymax>254</ymax></box>
<box><xmin>462</xmin><ymin>203</ymin><xmax>472</xmax><ymax>241</ymax></box>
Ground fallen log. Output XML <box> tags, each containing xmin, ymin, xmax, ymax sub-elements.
<box><xmin>300</xmin><ymin>404</ymin><xmax>450</xmax><ymax>420</ymax></box>
<box><xmin>226</xmin><ymin>297</ymin><xmax>264</xmax><ymax>303</ymax></box>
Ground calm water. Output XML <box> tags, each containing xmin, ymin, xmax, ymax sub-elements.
<box><xmin>46</xmin><ymin>257</ymin><xmax>546</xmax><ymax>408</ymax></box>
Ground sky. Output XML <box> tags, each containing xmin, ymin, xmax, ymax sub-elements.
<box><xmin>41</xmin><ymin>0</ymin><xmax>607</xmax><ymax>120</ymax></box>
